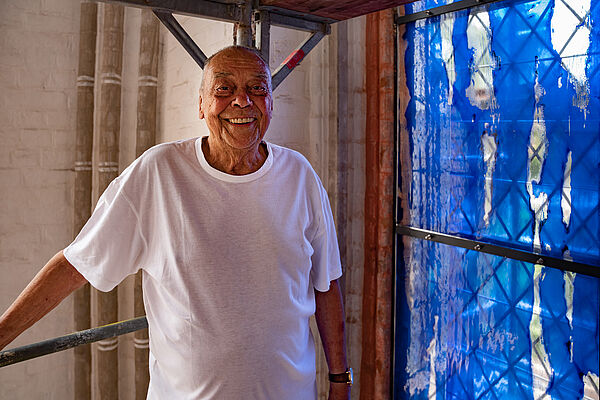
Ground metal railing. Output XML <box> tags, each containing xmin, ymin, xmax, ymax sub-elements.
<box><xmin>0</xmin><ymin>316</ymin><xmax>148</xmax><ymax>368</ymax></box>
<box><xmin>397</xmin><ymin>226</ymin><xmax>600</xmax><ymax>278</ymax></box>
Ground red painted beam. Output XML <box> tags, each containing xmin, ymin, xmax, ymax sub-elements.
<box><xmin>261</xmin><ymin>0</ymin><xmax>417</xmax><ymax>21</ymax></box>
<box><xmin>361</xmin><ymin>8</ymin><xmax>395</xmax><ymax>400</ymax></box>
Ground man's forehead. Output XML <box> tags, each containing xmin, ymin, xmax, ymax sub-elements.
<box><xmin>207</xmin><ymin>50</ymin><xmax>270</xmax><ymax>77</ymax></box>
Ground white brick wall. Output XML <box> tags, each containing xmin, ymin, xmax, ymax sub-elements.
<box><xmin>0</xmin><ymin>0</ymin><xmax>80</xmax><ymax>398</ymax></box>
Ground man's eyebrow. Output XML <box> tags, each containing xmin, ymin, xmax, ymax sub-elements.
<box><xmin>211</xmin><ymin>71</ymin><xmax>269</xmax><ymax>80</ymax></box>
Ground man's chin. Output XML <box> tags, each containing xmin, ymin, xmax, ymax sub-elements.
<box><xmin>220</xmin><ymin>131</ymin><xmax>263</xmax><ymax>151</ymax></box>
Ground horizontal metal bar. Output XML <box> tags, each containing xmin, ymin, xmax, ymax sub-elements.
<box><xmin>272</xmin><ymin>30</ymin><xmax>326</xmax><ymax>90</ymax></box>
<box><xmin>154</xmin><ymin>10</ymin><xmax>208</xmax><ymax>69</ymax></box>
<box><xmin>395</xmin><ymin>0</ymin><xmax>507</xmax><ymax>25</ymax></box>
<box><xmin>258</xmin><ymin>5</ymin><xmax>339</xmax><ymax>25</ymax></box>
<box><xmin>269</xmin><ymin>11</ymin><xmax>330</xmax><ymax>33</ymax></box>
<box><xmin>100</xmin><ymin>0</ymin><xmax>241</xmax><ymax>22</ymax></box>
<box><xmin>397</xmin><ymin>225</ymin><xmax>600</xmax><ymax>278</ymax></box>
<box><xmin>102</xmin><ymin>0</ymin><xmax>335</xmax><ymax>31</ymax></box>
<box><xmin>0</xmin><ymin>316</ymin><xmax>148</xmax><ymax>368</ymax></box>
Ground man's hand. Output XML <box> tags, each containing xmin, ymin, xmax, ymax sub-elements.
<box><xmin>0</xmin><ymin>251</ymin><xmax>87</xmax><ymax>350</ymax></box>
<box><xmin>329</xmin><ymin>382</ymin><xmax>351</xmax><ymax>400</ymax></box>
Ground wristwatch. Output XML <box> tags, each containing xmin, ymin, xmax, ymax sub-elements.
<box><xmin>328</xmin><ymin>368</ymin><xmax>353</xmax><ymax>386</ymax></box>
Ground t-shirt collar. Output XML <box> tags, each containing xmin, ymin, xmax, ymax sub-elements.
<box><xmin>195</xmin><ymin>136</ymin><xmax>273</xmax><ymax>183</ymax></box>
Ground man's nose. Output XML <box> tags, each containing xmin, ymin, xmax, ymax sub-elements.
<box><xmin>232</xmin><ymin>90</ymin><xmax>252</xmax><ymax>108</ymax></box>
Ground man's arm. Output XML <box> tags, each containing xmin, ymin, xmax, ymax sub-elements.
<box><xmin>0</xmin><ymin>251</ymin><xmax>87</xmax><ymax>350</ymax></box>
<box><xmin>315</xmin><ymin>279</ymin><xmax>351</xmax><ymax>400</ymax></box>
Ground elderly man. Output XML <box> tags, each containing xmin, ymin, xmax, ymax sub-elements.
<box><xmin>0</xmin><ymin>46</ymin><xmax>351</xmax><ymax>399</ymax></box>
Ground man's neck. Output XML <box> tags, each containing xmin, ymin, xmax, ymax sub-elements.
<box><xmin>202</xmin><ymin>136</ymin><xmax>267</xmax><ymax>175</ymax></box>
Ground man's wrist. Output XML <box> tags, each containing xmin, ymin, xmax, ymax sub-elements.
<box><xmin>328</xmin><ymin>367</ymin><xmax>353</xmax><ymax>386</ymax></box>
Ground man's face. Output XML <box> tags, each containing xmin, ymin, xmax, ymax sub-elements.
<box><xmin>199</xmin><ymin>49</ymin><xmax>273</xmax><ymax>151</ymax></box>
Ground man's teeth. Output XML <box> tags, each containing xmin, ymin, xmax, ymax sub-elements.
<box><xmin>228</xmin><ymin>118</ymin><xmax>255</xmax><ymax>124</ymax></box>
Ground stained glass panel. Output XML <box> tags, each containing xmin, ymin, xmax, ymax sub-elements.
<box><xmin>396</xmin><ymin>0</ymin><xmax>600</xmax><ymax>398</ymax></box>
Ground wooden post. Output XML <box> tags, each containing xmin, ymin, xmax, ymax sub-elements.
<box><xmin>73</xmin><ymin>3</ymin><xmax>97</xmax><ymax>400</ymax></box>
<box><xmin>94</xmin><ymin>4</ymin><xmax>124</xmax><ymax>399</ymax></box>
<box><xmin>361</xmin><ymin>8</ymin><xmax>395</xmax><ymax>400</ymax></box>
<box><xmin>133</xmin><ymin>9</ymin><xmax>159</xmax><ymax>400</ymax></box>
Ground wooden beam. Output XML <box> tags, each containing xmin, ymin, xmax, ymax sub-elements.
<box><xmin>361</xmin><ymin>8</ymin><xmax>395</xmax><ymax>400</ymax></box>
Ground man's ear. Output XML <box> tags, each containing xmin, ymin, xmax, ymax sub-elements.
<box><xmin>199</xmin><ymin>93</ymin><xmax>204</xmax><ymax>119</ymax></box>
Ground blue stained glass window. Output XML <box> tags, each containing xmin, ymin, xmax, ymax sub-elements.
<box><xmin>407</xmin><ymin>0</ymin><xmax>460</xmax><ymax>10</ymax></box>
<box><xmin>395</xmin><ymin>0</ymin><xmax>600</xmax><ymax>399</ymax></box>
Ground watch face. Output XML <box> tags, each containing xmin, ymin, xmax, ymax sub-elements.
<box><xmin>347</xmin><ymin>368</ymin><xmax>353</xmax><ymax>385</ymax></box>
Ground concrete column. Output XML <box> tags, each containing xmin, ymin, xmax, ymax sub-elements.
<box><xmin>73</xmin><ymin>3</ymin><xmax>97</xmax><ymax>399</ymax></box>
<box><xmin>342</xmin><ymin>16</ymin><xmax>366</xmax><ymax>400</ymax></box>
<box><xmin>94</xmin><ymin>4</ymin><xmax>124</xmax><ymax>399</ymax></box>
<box><xmin>133</xmin><ymin>8</ymin><xmax>159</xmax><ymax>400</ymax></box>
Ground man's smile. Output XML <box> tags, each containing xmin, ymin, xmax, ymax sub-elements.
<box><xmin>223</xmin><ymin>117</ymin><xmax>257</xmax><ymax>125</ymax></box>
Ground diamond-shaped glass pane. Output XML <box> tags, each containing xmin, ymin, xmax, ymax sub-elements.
<box><xmin>396</xmin><ymin>0</ymin><xmax>600</xmax><ymax>399</ymax></box>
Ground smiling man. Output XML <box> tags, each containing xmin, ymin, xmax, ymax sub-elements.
<box><xmin>0</xmin><ymin>46</ymin><xmax>351</xmax><ymax>399</ymax></box>
<box><xmin>200</xmin><ymin>48</ymin><xmax>272</xmax><ymax>175</ymax></box>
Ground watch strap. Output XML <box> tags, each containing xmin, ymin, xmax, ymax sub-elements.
<box><xmin>328</xmin><ymin>368</ymin><xmax>353</xmax><ymax>385</ymax></box>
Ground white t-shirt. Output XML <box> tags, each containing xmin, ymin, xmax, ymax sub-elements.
<box><xmin>64</xmin><ymin>137</ymin><xmax>342</xmax><ymax>400</ymax></box>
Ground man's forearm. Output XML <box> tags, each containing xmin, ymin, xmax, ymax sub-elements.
<box><xmin>315</xmin><ymin>279</ymin><xmax>350</xmax><ymax>399</ymax></box>
<box><xmin>0</xmin><ymin>251</ymin><xmax>87</xmax><ymax>350</ymax></box>
<box><xmin>315</xmin><ymin>279</ymin><xmax>348</xmax><ymax>373</ymax></box>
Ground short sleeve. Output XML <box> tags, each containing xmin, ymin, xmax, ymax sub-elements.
<box><xmin>310</xmin><ymin>183</ymin><xmax>343</xmax><ymax>292</ymax></box>
<box><xmin>63</xmin><ymin>176</ymin><xmax>148</xmax><ymax>292</ymax></box>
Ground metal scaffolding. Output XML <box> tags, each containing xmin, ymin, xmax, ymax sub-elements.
<box><xmin>102</xmin><ymin>0</ymin><xmax>334</xmax><ymax>89</ymax></box>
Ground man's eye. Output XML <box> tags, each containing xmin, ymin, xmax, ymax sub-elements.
<box><xmin>214</xmin><ymin>85</ymin><xmax>234</xmax><ymax>95</ymax></box>
<box><xmin>250</xmin><ymin>85</ymin><xmax>267</xmax><ymax>94</ymax></box>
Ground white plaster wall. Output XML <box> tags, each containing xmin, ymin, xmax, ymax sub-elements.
<box><xmin>0</xmin><ymin>0</ymin><xmax>80</xmax><ymax>398</ymax></box>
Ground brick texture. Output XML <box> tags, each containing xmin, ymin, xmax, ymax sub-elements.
<box><xmin>0</xmin><ymin>0</ymin><xmax>80</xmax><ymax>398</ymax></box>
